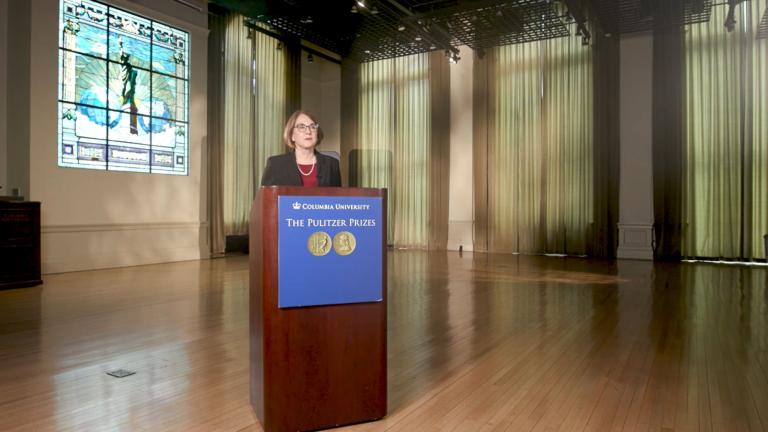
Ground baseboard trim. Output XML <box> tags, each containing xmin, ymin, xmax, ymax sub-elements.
<box><xmin>43</xmin><ymin>221</ymin><xmax>207</xmax><ymax>234</ymax></box>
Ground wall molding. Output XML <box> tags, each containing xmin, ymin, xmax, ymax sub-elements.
<box><xmin>617</xmin><ymin>223</ymin><xmax>654</xmax><ymax>260</ymax></box>
<box><xmin>41</xmin><ymin>222</ymin><xmax>210</xmax><ymax>273</ymax></box>
<box><xmin>43</xmin><ymin>221</ymin><xmax>207</xmax><ymax>234</ymax></box>
<box><xmin>105</xmin><ymin>0</ymin><xmax>209</xmax><ymax>34</ymax></box>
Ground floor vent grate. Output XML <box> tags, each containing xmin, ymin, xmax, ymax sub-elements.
<box><xmin>106</xmin><ymin>369</ymin><xmax>136</xmax><ymax>378</ymax></box>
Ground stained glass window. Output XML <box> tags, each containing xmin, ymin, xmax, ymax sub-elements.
<box><xmin>58</xmin><ymin>0</ymin><xmax>189</xmax><ymax>174</ymax></box>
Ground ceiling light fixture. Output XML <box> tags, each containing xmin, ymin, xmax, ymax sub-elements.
<box><xmin>724</xmin><ymin>0</ymin><xmax>746</xmax><ymax>32</ymax></box>
<box><xmin>576</xmin><ymin>22</ymin><xmax>590</xmax><ymax>45</ymax></box>
<box><xmin>445</xmin><ymin>48</ymin><xmax>460</xmax><ymax>64</ymax></box>
<box><xmin>563</xmin><ymin>0</ymin><xmax>591</xmax><ymax>46</ymax></box>
<box><xmin>357</xmin><ymin>0</ymin><xmax>366</xmax><ymax>8</ymax></box>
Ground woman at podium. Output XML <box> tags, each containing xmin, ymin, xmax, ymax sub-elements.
<box><xmin>261</xmin><ymin>110</ymin><xmax>342</xmax><ymax>187</ymax></box>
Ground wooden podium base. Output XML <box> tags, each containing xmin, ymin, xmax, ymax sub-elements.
<box><xmin>249</xmin><ymin>186</ymin><xmax>387</xmax><ymax>432</ymax></box>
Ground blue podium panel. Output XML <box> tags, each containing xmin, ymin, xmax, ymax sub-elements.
<box><xmin>278</xmin><ymin>195</ymin><xmax>383</xmax><ymax>308</ymax></box>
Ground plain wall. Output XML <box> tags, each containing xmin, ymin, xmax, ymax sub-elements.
<box><xmin>21</xmin><ymin>0</ymin><xmax>209</xmax><ymax>273</ymax></box>
<box><xmin>6</xmin><ymin>0</ymin><xmax>31</xmax><ymax>199</ymax></box>
<box><xmin>617</xmin><ymin>32</ymin><xmax>654</xmax><ymax>259</ymax></box>
<box><xmin>447</xmin><ymin>45</ymin><xmax>474</xmax><ymax>251</ymax></box>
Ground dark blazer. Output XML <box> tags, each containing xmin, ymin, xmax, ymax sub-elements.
<box><xmin>260</xmin><ymin>152</ymin><xmax>341</xmax><ymax>187</ymax></box>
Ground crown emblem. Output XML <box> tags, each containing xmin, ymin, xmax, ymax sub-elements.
<box><xmin>292</xmin><ymin>202</ymin><xmax>301</xmax><ymax>210</ymax></box>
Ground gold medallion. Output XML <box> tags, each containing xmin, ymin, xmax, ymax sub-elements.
<box><xmin>333</xmin><ymin>231</ymin><xmax>357</xmax><ymax>256</ymax></box>
<box><xmin>307</xmin><ymin>231</ymin><xmax>332</xmax><ymax>256</ymax></box>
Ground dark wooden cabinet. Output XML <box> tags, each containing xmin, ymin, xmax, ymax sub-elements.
<box><xmin>0</xmin><ymin>201</ymin><xmax>42</xmax><ymax>289</ymax></box>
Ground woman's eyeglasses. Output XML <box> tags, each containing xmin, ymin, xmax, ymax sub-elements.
<box><xmin>294</xmin><ymin>123</ymin><xmax>319</xmax><ymax>133</ymax></box>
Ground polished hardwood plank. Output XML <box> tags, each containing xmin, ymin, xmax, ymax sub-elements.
<box><xmin>0</xmin><ymin>252</ymin><xmax>766</xmax><ymax>431</ymax></box>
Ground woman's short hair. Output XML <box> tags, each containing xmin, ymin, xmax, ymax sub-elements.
<box><xmin>283</xmin><ymin>110</ymin><xmax>324</xmax><ymax>149</ymax></box>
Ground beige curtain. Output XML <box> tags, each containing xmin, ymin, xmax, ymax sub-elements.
<box><xmin>353</xmin><ymin>53</ymin><xmax>434</xmax><ymax>248</ymax></box>
<box><xmin>488</xmin><ymin>42</ymin><xmax>544</xmax><ymax>253</ymax></box>
<box><xmin>356</xmin><ymin>58</ymin><xmax>394</xmax><ymax>190</ymax></box>
<box><xmin>393</xmin><ymin>54</ymin><xmax>430</xmax><ymax>247</ymax></box>
<box><xmin>542</xmin><ymin>34</ymin><xmax>594</xmax><ymax>253</ymax></box>
<box><xmin>208</xmin><ymin>13</ymin><xmax>226</xmax><ymax>255</ymax></box>
<box><xmin>428</xmin><ymin>51</ymin><xmax>451</xmax><ymax>250</ymax></box>
<box><xmin>751</xmin><ymin>2</ymin><xmax>768</xmax><ymax>259</ymax></box>
<box><xmin>251</xmin><ymin>29</ymin><xmax>287</xmax><ymax>197</ymax></box>
<box><xmin>222</xmin><ymin>15</ymin><xmax>254</xmax><ymax>237</ymax></box>
<box><xmin>473</xmin><ymin>53</ymin><xmax>491</xmax><ymax>252</ymax></box>
<box><xmin>216</xmin><ymin>15</ymin><xmax>288</xmax><ymax>238</ymax></box>
<box><xmin>481</xmin><ymin>28</ymin><xmax>593</xmax><ymax>255</ymax></box>
<box><xmin>683</xmin><ymin>1</ymin><xmax>766</xmax><ymax>260</ymax></box>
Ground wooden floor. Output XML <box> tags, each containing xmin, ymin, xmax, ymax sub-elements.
<box><xmin>1</xmin><ymin>251</ymin><xmax>767</xmax><ymax>431</ymax></box>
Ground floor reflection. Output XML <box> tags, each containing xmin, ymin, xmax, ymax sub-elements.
<box><xmin>0</xmin><ymin>252</ymin><xmax>766</xmax><ymax>431</ymax></box>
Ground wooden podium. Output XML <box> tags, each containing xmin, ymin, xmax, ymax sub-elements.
<box><xmin>249</xmin><ymin>186</ymin><xmax>387</xmax><ymax>432</ymax></box>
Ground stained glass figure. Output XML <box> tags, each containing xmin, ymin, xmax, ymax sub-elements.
<box><xmin>58</xmin><ymin>0</ymin><xmax>189</xmax><ymax>174</ymax></box>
